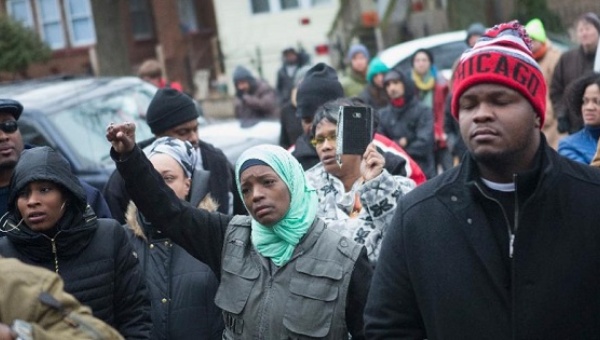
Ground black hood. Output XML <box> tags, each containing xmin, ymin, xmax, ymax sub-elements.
<box><xmin>8</xmin><ymin>146</ymin><xmax>87</xmax><ymax>214</ymax></box>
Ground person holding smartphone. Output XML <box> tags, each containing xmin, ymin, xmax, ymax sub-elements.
<box><xmin>305</xmin><ymin>98</ymin><xmax>416</xmax><ymax>266</ymax></box>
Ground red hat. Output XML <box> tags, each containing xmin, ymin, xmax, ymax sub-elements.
<box><xmin>451</xmin><ymin>20</ymin><xmax>546</xmax><ymax>127</ymax></box>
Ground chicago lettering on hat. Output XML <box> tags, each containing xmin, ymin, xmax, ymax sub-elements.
<box><xmin>451</xmin><ymin>20</ymin><xmax>547</xmax><ymax>127</ymax></box>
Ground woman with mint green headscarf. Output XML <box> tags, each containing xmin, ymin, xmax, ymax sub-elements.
<box><xmin>106</xmin><ymin>121</ymin><xmax>372</xmax><ymax>340</ymax></box>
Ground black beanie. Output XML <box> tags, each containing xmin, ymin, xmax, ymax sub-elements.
<box><xmin>146</xmin><ymin>88</ymin><xmax>199</xmax><ymax>135</ymax></box>
<box><xmin>295</xmin><ymin>63</ymin><xmax>344</xmax><ymax>119</ymax></box>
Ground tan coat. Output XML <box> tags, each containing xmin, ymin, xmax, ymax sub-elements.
<box><xmin>538</xmin><ymin>43</ymin><xmax>566</xmax><ymax>149</ymax></box>
<box><xmin>590</xmin><ymin>141</ymin><xmax>600</xmax><ymax>168</ymax></box>
<box><xmin>0</xmin><ymin>257</ymin><xmax>123</xmax><ymax>340</ymax></box>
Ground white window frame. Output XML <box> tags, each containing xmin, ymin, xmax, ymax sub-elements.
<box><xmin>63</xmin><ymin>0</ymin><xmax>96</xmax><ymax>47</ymax></box>
<box><xmin>35</xmin><ymin>0</ymin><xmax>66</xmax><ymax>49</ymax></box>
<box><xmin>6</xmin><ymin>0</ymin><xmax>34</xmax><ymax>28</ymax></box>
<box><xmin>129</xmin><ymin>0</ymin><xmax>154</xmax><ymax>40</ymax></box>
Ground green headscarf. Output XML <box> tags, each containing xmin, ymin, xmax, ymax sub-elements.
<box><xmin>235</xmin><ymin>144</ymin><xmax>318</xmax><ymax>266</ymax></box>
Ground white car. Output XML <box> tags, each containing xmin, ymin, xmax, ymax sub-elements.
<box><xmin>378</xmin><ymin>30</ymin><xmax>571</xmax><ymax>80</ymax></box>
<box><xmin>198</xmin><ymin>118</ymin><xmax>281</xmax><ymax>165</ymax></box>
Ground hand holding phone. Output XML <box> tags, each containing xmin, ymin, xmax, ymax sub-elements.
<box><xmin>360</xmin><ymin>143</ymin><xmax>385</xmax><ymax>181</ymax></box>
<box><xmin>335</xmin><ymin>106</ymin><xmax>374</xmax><ymax>165</ymax></box>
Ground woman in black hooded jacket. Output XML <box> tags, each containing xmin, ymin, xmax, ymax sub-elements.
<box><xmin>0</xmin><ymin>146</ymin><xmax>151</xmax><ymax>339</ymax></box>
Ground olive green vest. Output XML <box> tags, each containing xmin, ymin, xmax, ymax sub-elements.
<box><xmin>214</xmin><ymin>216</ymin><xmax>362</xmax><ymax>339</ymax></box>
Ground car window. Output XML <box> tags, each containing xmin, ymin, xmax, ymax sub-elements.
<box><xmin>19</xmin><ymin>119</ymin><xmax>52</xmax><ymax>149</ymax></box>
<box><xmin>393</xmin><ymin>40</ymin><xmax>469</xmax><ymax>77</ymax></box>
<box><xmin>428</xmin><ymin>41</ymin><xmax>469</xmax><ymax>71</ymax></box>
<box><xmin>46</xmin><ymin>85</ymin><xmax>155</xmax><ymax>168</ymax></box>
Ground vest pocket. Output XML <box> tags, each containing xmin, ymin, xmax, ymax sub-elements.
<box><xmin>283</xmin><ymin>258</ymin><xmax>342</xmax><ymax>338</ymax></box>
<box><xmin>215</xmin><ymin>256</ymin><xmax>260</xmax><ymax>315</ymax></box>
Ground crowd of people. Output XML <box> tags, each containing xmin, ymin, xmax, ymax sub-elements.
<box><xmin>0</xmin><ymin>12</ymin><xmax>599</xmax><ymax>340</ymax></box>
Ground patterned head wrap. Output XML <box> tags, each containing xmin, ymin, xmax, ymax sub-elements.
<box><xmin>146</xmin><ymin>137</ymin><xmax>197</xmax><ymax>178</ymax></box>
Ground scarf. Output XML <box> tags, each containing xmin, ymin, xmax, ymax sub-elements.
<box><xmin>391</xmin><ymin>97</ymin><xmax>406</xmax><ymax>108</ymax></box>
<box><xmin>532</xmin><ymin>42</ymin><xmax>548</xmax><ymax>61</ymax></box>
<box><xmin>412</xmin><ymin>69</ymin><xmax>435</xmax><ymax>92</ymax></box>
<box><xmin>235</xmin><ymin>144</ymin><xmax>318</xmax><ymax>266</ymax></box>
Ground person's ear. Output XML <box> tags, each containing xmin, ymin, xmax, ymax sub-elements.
<box><xmin>534</xmin><ymin>115</ymin><xmax>541</xmax><ymax>129</ymax></box>
<box><xmin>184</xmin><ymin>178</ymin><xmax>191</xmax><ymax>197</ymax></box>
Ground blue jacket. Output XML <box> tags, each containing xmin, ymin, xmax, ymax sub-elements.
<box><xmin>557</xmin><ymin>125</ymin><xmax>600</xmax><ymax>164</ymax></box>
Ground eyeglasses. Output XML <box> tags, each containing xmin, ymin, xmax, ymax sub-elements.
<box><xmin>310</xmin><ymin>134</ymin><xmax>336</xmax><ymax>147</ymax></box>
<box><xmin>0</xmin><ymin>121</ymin><xmax>18</xmax><ymax>134</ymax></box>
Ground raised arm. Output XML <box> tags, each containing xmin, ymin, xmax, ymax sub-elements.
<box><xmin>106</xmin><ymin>122</ymin><xmax>231</xmax><ymax>276</ymax></box>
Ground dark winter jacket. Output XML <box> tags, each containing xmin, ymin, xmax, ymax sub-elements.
<box><xmin>377</xmin><ymin>98</ymin><xmax>436</xmax><ymax>178</ymax></box>
<box><xmin>234</xmin><ymin>80</ymin><xmax>280</xmax><ymax>125</ymax></box>
<box><xmin>103</xmin><ymin>139</ymin><xmax>244</xmax><ymax>224</ymax></box>
<box><xmin>113</xmin><ymin>145</ymin><xmax>373</xmax><ymax>339</ymax></box>
<box><xmin>291</xmin><ymin>133</ymin><xmax>320</xmax><ymax>170</ymax></box>
<box><xmin>276</xmin><ymin>64</ymin><xmax>299</xmax><ymax>106</ymax></box>
<box><xmin>0</xmin><ymin>147</ymin><xmax>151</xmax><ymax>339</ymax></box>
<box><xmin>365</xmin><ymin>137</ymin><xmax>600</xmax><ymax>339</ymax></box>
<box><xmin>443</xmin><ymin>91</ymin><xmax>467</xmax><ymax>159</ymax></box>
<box><xmin>357</xmin><ymin>84</ymin><xmax>388</xmax><ymax>110</ymax></box>
<box><xmin>125</xmin><ymin>203</ymin><xmax>223</xmax><ymax>340</ymax></box>
<box><xmin>550</xmin><ymin>46</ymin><xmax>596</xmax><ymax>134</ymax></box>
<box><xmin>279</xmin><ymin>101</ymin><xmax>303</xmax><ymax>150</ymax></box>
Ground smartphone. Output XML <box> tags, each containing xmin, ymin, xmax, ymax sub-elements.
<box><xmin>336</xmin><ymin>106</ymin><xmax>374</xmax><ymax>164</ymax></box>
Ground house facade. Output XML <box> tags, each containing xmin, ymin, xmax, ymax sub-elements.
<box><xmin>213</xmin><ymin>0</ymin><xmax>339</xmax><ymax>90</ymax></box>
<box><xmin>0</xmin><ymin>0</ymin><xmax>220</xmax><ymax>97</ymax></box>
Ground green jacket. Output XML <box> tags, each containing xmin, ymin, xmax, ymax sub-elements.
<box><xmin>0</xmin><ymin>257</ymin><xmax>123</xmax><ymax>340</ymax></box>
<box><xmin>340</xmin><ymin>70</ymin><xmax>367</xmax><ymax>98</ymax></box>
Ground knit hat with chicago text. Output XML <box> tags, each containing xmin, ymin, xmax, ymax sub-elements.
<box><xmin>451</xmin><ymin>20</ymin><xmax>546</xmax><ymax>127</ymax></box>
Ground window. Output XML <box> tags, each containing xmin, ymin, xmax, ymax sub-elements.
<box><xmin>129</xmin><ymin>0</ymin><xmax>154</xmax><ymax>39</ymax></box>
<box><xmin>251</xmin><ymin>0</ymin><xmax>270</xmax><ymax>14</ymax></box>
<box><xmin>177</xmin><ymin>0</ymin><xmax>199</xmax><ymax>33</ymax></box>
<box><xmin>251</xmin><ymin>0</ymin><xmax>330</xmax><ymax>14</ymax></box>
<box><xmin>280</xmin><ymin>0</ymin><xmax>299</xmax><ymax>10</ymax></box>
<box><xmin>6</xmin><ymin>0</ymin><xmax>34</xmax><ymax>28</ymax></box>
<box><xmin>35</xmin><ymin>0</ymin><xmax>65</xmax><ymax>49</ymax></box>
<box><xmin>64</xmin><ymin>0</ymin><xmax>96</xmax><ymax>46</ymax></box>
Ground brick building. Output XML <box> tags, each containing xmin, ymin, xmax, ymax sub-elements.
<box><xmin>0</xmin><ymin>0</ymin><xmax>220</xmax><ymax>96</ymax></box>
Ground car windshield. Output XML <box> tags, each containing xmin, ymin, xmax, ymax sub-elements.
<box><xmin>46</xmin><ymin>84</ymin><xmax>155</xmax><ymax>167</ymax></box>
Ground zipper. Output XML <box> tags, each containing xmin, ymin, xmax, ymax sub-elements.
<box><xmin>512</xmin><ymin>174</ymin><xmax>519</xmax><ymax>258</ymax></box>
<box><xmin>473</xmin><ymin>182</ymin><xmax>514</xmax><ymax>258</ymax></box>
<box><xmin>257</xmin><ymin>275</ymin><xmax>274</xmax><ymax>339</ymax></box>
<box><xmin>42</xmin><ymin>231</ymin><xmax>62</xmax><ymax>273</ymax></box>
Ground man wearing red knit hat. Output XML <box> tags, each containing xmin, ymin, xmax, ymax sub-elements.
<box><xmin>365</xmin><ymin>21</ymin><xmax>600</xmax><ymax>339</ymax></box>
